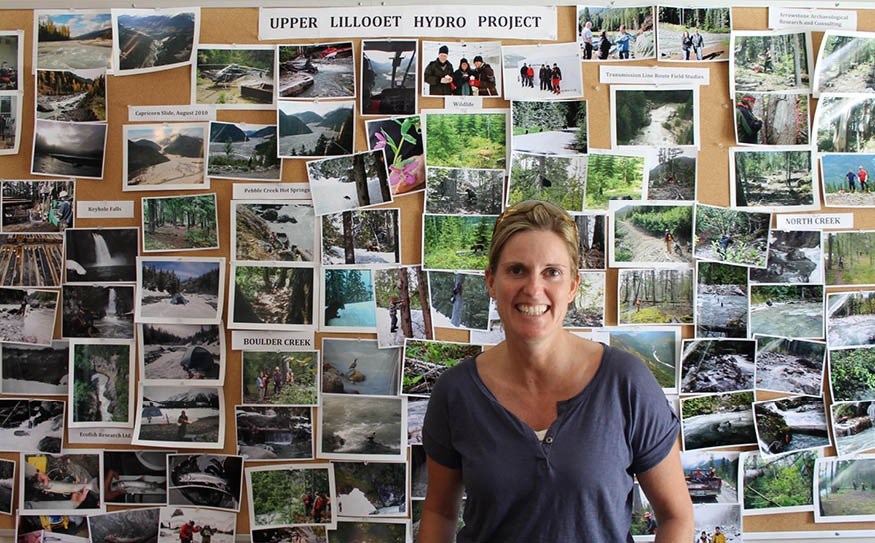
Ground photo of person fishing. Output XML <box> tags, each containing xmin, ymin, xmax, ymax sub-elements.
<box><xmin>20</xmin><ymin>452</ymin><xmax>103</xmax><ymax>515</ymax></box>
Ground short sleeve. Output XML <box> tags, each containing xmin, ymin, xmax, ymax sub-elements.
<box><xmin>422</xmin><ymin>365</ymin><xmax>463</xmax><ymax>470</ymax></box>
<box><xmin>624</xmin><ymin>354</ymin><xmax>680</xmax><ymax>474</ymax></box>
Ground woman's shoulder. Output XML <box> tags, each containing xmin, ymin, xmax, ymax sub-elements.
<box><xmin>432</xmin><ymin>355</ymin><xmax>478</xmax><ymax>393</ymax></box>
<box><xmin>599</xmin><ymin>346</ymin><xmax>657</xmax><ymax>386</ymax></box>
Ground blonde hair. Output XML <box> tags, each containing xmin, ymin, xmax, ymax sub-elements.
<box><xmin>488</xmin><ymin>200</ymin><xmax>579</xmax><ymax>274</ymax></box>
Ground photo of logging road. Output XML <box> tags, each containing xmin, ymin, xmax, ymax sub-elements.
<box><xmin>0</xmin><ymin>233</ymin><xmax>62</xmax><ymax>287</ymax></box>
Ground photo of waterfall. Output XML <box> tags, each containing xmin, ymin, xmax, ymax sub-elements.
<box><xmin>69</xmin><ymin>339</ymin><xmax>133</xmax><ymax>428</ymax></box>
<box><xmin>64</xmin><ymin>227</ymin><xmax>138</xmax><ymax>283</ymax></box>
<box><xmin>62</xmin><ymin>284</ymin><xmax>135</xmax><ymax>339</ymax></box>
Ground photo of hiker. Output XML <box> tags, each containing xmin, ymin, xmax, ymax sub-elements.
<box><xmin>831</xmin><ymin>401</ymin><xmax>875</xmax><ymax>457</ymax></box>
<box><xmin>123</xmin><ymin>123</ymin><xmax>205</xmax><ymax>191</ymax></box>
<box><xmin>732</xmin><ymin>31</ymin><xmax>811</xmax><ymax>94</ymax></box>
<box><xmin>64</xmin><ymin>227</ymin><xmax>136</xmax><ymax>284</ymax></box>
<box><xmin>740</xmin><ymin>449</ymin><xmax>817</xmax><ymax>515</ymax></box>
<box><xmin>246</xmin><ymin>464</ymin><xmax>335</xmax><ymax>529</ymax></box>
<box><xmin>733</xmin><ymin>93</ymin><xmax>809</xmax><ymax>146</ymax></box>
<box><xmin>236</xmin><ymin>405</ymin><xmax>314</xmax><ymax>461</ymax></box>
<box><xmin>815</xmin><ymin>456</ymin><xmax>875</xmax><ymax>523</ymax></box>
<box><xmin>617</xmin><ymin>268</ymin><xmax>694</xmax><ymax>325</ymax></box>
<box><xmin>577</xmin><ymin>5</ymin><xmax>655</xmax><ymax>61</ymax></box>
<box><xmin>696</xmin><ymin>261</ymin><xmax>748</xmax><ymax>339</ymax></box>
<box><xmin>609</xmin><ymin>201</ymin><xmax>693</xmax><ymax>267</ymax></box>
<box><xmin>754</xmin><ymin>396</ymin><xmax>830</xmax><ymax>458</ymax></box>
<box><xmin>824</xmin><ymin>231</ymin><xmax>875</xmax><ymax>287</ymax></box>
<box><xmin>501</xmin><ymin>43</ymin><xmax>582</xmax><ymax>101</ymax></box>
<box><xmin>36</xmin><ymin>68</ymin><xmax>107</xmax><ymax>122</ymax></box>
<box><xmin>68</xmin><ymin>339</ymin><xmax>133</xmax><ymax>428</ymax></box>
<box><xmin>307</xmin><ymin>150</ymin><xmax>392</xmax><ymax>217</ymax></box>
<box><xmin>139</xmin><ymin>323</ymin><xmax>224</xmax><ymax>385</ymax></box>
<box><xmin>692</xmin><ymin>504</ymin><xmax>742</xmax><ymax>543</ymax></box>
<box><xmin>194</xmin><ymin>45</ymin><xmax>274</xmax><ymax>108</ymax></box>
<box><xmin>136</xmin><ymin>258</ymin><xmax>224</xmax><ymax>324</ymax></box>
<box><xmin>656</xmin><ymin>7</ymin><xmax>731</xmax><ymax>62</ymax></box>
<box><xmin>829</xmin><ymin>346</ymin><xmax>875</xmax><ymax>402</ymax></box>
<box><xmin>321</xmin><ymin>267</ymin><xmax>377</xmax><ymax>331</ymax></box>
<box><xmin>628</xmin><ymin>482</ymin><xmax>657</xmax><ymax>536</ymax></box>
<box><xmin>103</xmin><ymin>450</ymin><xmax>170</xmax><ymax>505</ymax></box>
<box><xmin>0</xmin><ymin>340</ymin><xmax>68</xmax><ymax>396</ymax></box>
<box><xmin>1</xmin><ymin>179</ymin><xmax>75</xmax><ymax>234</ymax></box>
<box><xmin>19</xmin><ymin>451</ymin><xmax>103</xmax><ymax>515</ymax></box>
<box><xmin>749</xmin><ymin>285</ymin><xmax>824</xmax><ymax>340</ymax></box>
<box><xmin>425</xmin><ymin>168</ymin><xmax>504</xmax><ymax>215</ymax></box>
<box><xmin>207</xmin><ymin>122</ymin><xmax>280</xmax><ymax>181</ymax></box>
<box><xmin>423</xmin><ymin>110</ymin><xmax>507</xmax><ymax>170</ymax></box>
<box><xmin>35</xmin><ymin>10</ymin><xmax>112</xmax><ymax>71</ymax></box>
<box><xmin>320</xmin><ymin>208</ymin><xmax>400</xmax><ymax>266</ymax></box>
<box><xmin>229</xmin><ymin>262</ymin><xmax>315</xmax><ymax>330</ymax></box>
<box><xmin>32</xmin><ymin>119</ymin><xmax>106</xmax><ymax>180</ymax></box>
<box><xmin>511</xmin><ymin>99</ymin><xmax>587</xmax><ymax>156</ymax></box>
<box><xmin>0</xmin><ymin>459</ymin><xmax>13</xmax><ymax>514</ymax></box>
<box><xmin>421</xmin><ymin>41</ymin><xmax>502</xmax><ymax>97</ymax></box>
<box><xmin>361</xmin><ymin>39</ymin><xmax>417</xmax><ymax>116</ymax></box>
<box><xmin>167</xmin><ymin>454</ymin><xmax>243</xmax><ymax>512</ymax></box>
<box><xmin>680</xmin><ymin>391</ymin><xmax>756</xmax><ymax>451</ymax></box>
<box><xmin>0</xmin><ymin>288</ymin><xmax>58</xmax><ymax>346</ymax></box>
<box><xmin>749</xmin><ymin>230</ymin><xmax>822</xmax><ymax>285</ymax></box>
<box><xmin>333</xmin><ymin>461</ymin><xmax>407</xmax><ymax>518</ymax></box>
<box><xmin>693</xmin><ymin>204</ymin><xmax>771</xmax><ymax>268</ymax></box>
<box><xmin>680</xmin><ymin>339</ymin><xmax>755</xmax><ymax>395</ymax></box>
<box><xmin>251</xmin><ymin>526</ymin><xmax>327</xmax><ymax>543</ymax></box>
<box><xmin>366</xmin><ymin>115</ymin><xmax>424</xmax><ymax>196</ymax></box>
<box><xmin>563</xmin><ymin>271</ymin><xmax>606</xmax><ymax>328</ymax></box>
<box><xmin>232</xmin><ymin>201</ymin><xmax>315</xmax><ymax>263</ymax></box>
<box><xmin>373</xmin><ymin>266</ymin><xmax>433</xmax><ymax>349</ymax></box>
<box><xmin>730</xmin><ymin>147</ymin><xmax>816</xmax><ymax>212</ymax></box>
<box><xmin>583</xmin><ymin>150</ymin><xmax>647</xmax><ymax>209</ymax></box>
<box><xmin>820</xmin><ymin>154</ymin><xmax>875</xmax><ymax>208</ymax></box>
<box><xmin>754</xmin><ymin>335</ymin><xmax>825</xmax><ymax>397</ymax></box>
<box><xmin>88</xmin><ymin>508</ymin><xmax>159</xmax><ymax>543</ymax></box>
<box><xmin>828</xmin><ymin>291</ymin><xmax>875</xmax><ymax>349</ymax></box>
<box><xmin>605</xmin><ymin>328</ymin><xmax>678</xmax><ymax>391</ymax></box>
<box><xmin>680</xmin><ymin>450</ymin><xmax>739</xmax><ymax>506</ymax></box>
<box><xmin>612</xmin><ymin>87</ymin><xmax>697</xmax><ymax>148</ymax></box>
<box><xmin>0</xmin><ymin>32</ymin><xmax>20</xmax><ymax>91</ymax></box>
<box><xmin>401</xmin><ymin>339</ymin><xmax>481</xmax><ymax>397</ymax></box>
<box><xmin>133</xmin><ymin>385</ymin><xmax>224</xmax><ymax>449</ymax></box>
<box><xmin>427</xmin><ymin>271</ymin><xmax>490</xmax><ymax>331</ymax></box>
<box><xmin>276</xmin><ymin>42</ymin><xmax>354</xmax><ymax>100</ymax></box>
<box><xmin>0</xmin><ymin>95</ymin><xmax>21</xmax><ymax>155</ymax></box>
<box><xmin>141</xmin><ymin>194</ymin><xmax>218</xmax><ymax>252</ymax></box>
<box><xmin>814</xmin><ymin>31</ymin><xmax>875</xmax><ymax>95</ymax></box>
<box><xmin>241</xmin><ymin>351</ymin><xmax>318</xmax><ymax>406</ymax></box>
<box><xmin>422</xmin><ymin>214</ymin><xmax>497</xmax><ymax>273</ymax></box>
<box><xmin>321</xmin><ymin>338</ymin><xmax>400</xmax><ymax>396</ymax></box>
<box><xmin>156</xmin><ymin>506</ymin><xmax>236</xmax><ymax>543</ymax></box>
<box><xmin>112</xmin><ymin>7</ymin><xmax>198</xmax><ymax>74</ymax></box>
<box><xmin>332</xmin><ymin>519</ymin><xmax>408</xmax><ymax>542</ymax></box>
<box><xmin>318</xmin><ymin>394</ymin><xmax>405</xmax><ymax>461</ymax></box>
<box><xmin>506</xmin><ymin>152</ymin><xmax>587</xmax><ymax>211</ymax></box>
<box><xmin>277</xmin><ymin>99</ymin><xmax>354</xmax><ymax>158</ymax></box>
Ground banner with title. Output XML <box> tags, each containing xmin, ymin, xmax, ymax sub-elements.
<box><xmin>259</xmin><ymin>6</ymin><xmax>557</xmax><ymax>40</ymax></box>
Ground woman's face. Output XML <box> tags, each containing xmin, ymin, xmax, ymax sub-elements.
<box><xmin>460</xmin><ymin>62</ymin><xmax>469</xmax><ymax>71</ymax></box>
<box><xmin>486</xmin><ymin>230</ymin><xmax>579</xmax><ymax>344</ymax></box>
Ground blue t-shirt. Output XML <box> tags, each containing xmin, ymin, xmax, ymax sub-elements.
<box><xmin>423</xmin><ymin>345</ymin><xmax>679</xmax><ymax>542</ymax></box>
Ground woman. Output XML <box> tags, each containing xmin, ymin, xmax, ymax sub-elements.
<box><xmin>419</xmin><ymin>200</ymin><xmax>692</xmax><ymax>542</ymax></box>
<box><xmin>681</xmin><ymin>30</ymin><xmax>693</xmax><ymax>60</ymax></box>
<box><xmin>597</xmin><ymin>31</ymin><xmax>612</xmax><ymax>60</ymax></box>
<box><xmin>452</xmin><ymin>58</ymin><xmax>474</xmax><ymax>96</ymax></box>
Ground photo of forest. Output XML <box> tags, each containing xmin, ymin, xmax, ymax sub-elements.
<box><xmin>139</xmin><ymin>260</ymin><xmax>221</xmax><ymax>322</ymax></box>
<box><xmin>824</xmin><ymin>231</ymin><xmax>875</xmax><ymax>286</ymax></box>
<box><xmin>563</xmin><ymin>271</ymin><xmax>605</xmax><ymax>328</ymax></box>
<box><xmin>816</xmin><ymin>457</ymin><xmax>875</xmax><ymax>521</ymax></box>
<box><xmin>71</xmin><ymin>341</ymin><xmax>130</xmax><ymax>425</ymax></box>
<box><xmin>816</xmin><ymin>33</ymin><xmax>875</xmax><ymax>94</ymax></box>
<box><xmin>36</xmin><ymin>69</ymin><xmax>106</xmax><ymax>122</ymax></box>
<box><xmin>422</xmin><ymin>214</ymin><xmax>496</xmax><ymax>272</ymax></box>
<box><xmin>817</xmin><ymin>95</ymin><xmax>875</xmax><ymax>154</ymax></box>
<box><xmin>428</xmin><ymin>271</ymin><xmax>490</xmax><ymax>330</ymax></box>
<box><xmin>232</xmin><ymin>264</ymin><xmax>313</xmax><ymax>328</ymax></box>
<box><xmin>742</xmin><ymin>450</ymin><xmax>816</xmax><ymax>513</ymax></box>
<box><xmin>584</xmin><ymin>153</ymin><xmax>645</xmax><ymax>209</ymax></box>
<box><xmin>425</xmin><ymin>167</ymin><xmax>503</xmax><ymax>215</ymax></box>
<box><xmin>820</xmin><ymin>154</ymin><xmax>875</xmax><ymax>208</ymax></box>
<box><xmin>307</xmin><ymin>150</ymin><xmax>391</xmax><ymax>216</ymax></box>
<box><xmin>681</xmin><ymin>391</ymin><xmax>756</xmax><ymax>451</ymax></box>
<box><xmin>647</xmin><ymin>147</ymin><xmax>696</xmax><ymax>200</ymax></box>
<box><xmin>732</xmin><ymin>149</ymin><xmax>814</xmax><ymax>210</ymax></box>
<box><xmin>830</xmin><ymin>346</ymin><xmax>875</xmax><ymax>402</ymax></box>
<box><xmin>207</xmin><ymin>122</ymin><xmax>279</xmax><ymax>181</ymax></box>
<box><xmin>696</xmin><ymin>262</ymin><xmax>748</xmax><ymax>339</ymax></box>
<box><xmin>831</xmin><ymin>400</ymin><xmax>875</xmax><ymax>457</ymax></box>
<box><xmin>373</xmin><ymin>266</ymin><xmax>433</xmax><ymax>348</ymax></box>
<box><xmin>577</xmin><ymin>6</ymin><xmax>655</xmax><ymax>61</ymax></box>
<box><xmin>617</xmin><ymin>268</ymin><xmax>693</xmax><ymax>325</ymax></box>
<box><xmin>241</xmin><ymin>351</ymin><xmax>317</xmax><ymax>405</ymax></box>
<box><xmin>366</xmin><ymin>115</ymin><xmax>424</xmax><ymax>196</ymax></box>
<box><xmin>249</xmin><ymin>466</ymin><xmax>332</xmax><ymax>528</ymax></box>
<box><xmin>754</xmin><ymin>336</ymin><xmax>825</xmax><ymax>396</ymax></box>
<box><xmin>277</xmin><ymin>100</ymin><xmax>354</xmax><ymax>158</ymax></box>
<box><xmin>827</xmin><ymin>291</ymin><xmax>875</xmax><ymax>349</ymax></box>
<box><xmin>614</xmin><ymin>89</ymin><xmax>695</xmax><ymax>147</ymax></box>
<box><xmin>278</xmin><ymin>42</ymin><xmax>354</xmax><ymax>99</ymax></box>
<box><xmin>402</xmin><ymin>339</ymin><xmax>481</xmax><ymax>396</ymax></box>
<box><xmin>424</xmin><ymin>112</ymin><xmax>506</xmax><ymax>169</ymax></box>
<box><xmin>321</xmin><ymin>209</ymin><xmax>399</xmax><ymax>265</ymax></box>
<box><xmin>142</xmin><ymin>194</ymin><xmax>217</xmax><ymax>252</ymax></box>
<box><xmin>125</xmin><ymin>124</ymin><xmax>205</xmax><ymax>189</ymax></box>
<box><xmin>323</xmin><ymin>268</ymin><xmax>376</xmax><ymax>329</ymax></box>
<box><xmin>749</xmin><ymin>230</ymin><xmax>822</xmax><ymax>285</ymax></box>
<box><xmin>656</xmin><ymin>7</ymin><xmax>731</xmax><ymax>61</ymax></box>
<box><xmin>733</xmin><ymin>32</ymin><xmax>810</xmax><ymax>92</ymax></box>
<box><xmin>507</xmin><ymin>152</ymin><xmax>586</xmax><ymax>210</ymax></box>
<box><xmin>611</xmin><ymin>203</ymin><xmax>693</xmax><ymax>266</ymax></box>
<box><xmin>196</xmin><ymin>47</ymin><xmax>274</xmax><ymax>106</ymax></box>
<box><xmin>511</xmin><ymin>100</ymin><xmax>587</xmax><ymax>155</ymax></box>
<box><xmin>574</xmin><ymin>213</ymin><xmax>606</xmax><ymax>270</ymax></box>
<box><xmin>734</xmin><ymin>93</ymin><xmax>809</xmax><ymax>146</ymax></box>
<box><xmin>750</xmin><ymin>285</ymin><xmax>824</xmax><ymax>339</ymax></box>
<box><xmin>693</xmin><ymin>205</ymin><xmax>770</xmax><ymax>267</ymax></box>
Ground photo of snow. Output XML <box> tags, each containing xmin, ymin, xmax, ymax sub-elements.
<box><xmin>136</xmin><ymin>258</ymin><xmax>224</xmax><ymax>324</ymax></box>
<box><xmin>0</xmin><ymin>288</ymin><xmax>58</xmax><ymax>345</ymax></box>
<box><xmin>321</xmin><ymin>208</ymin><xmax>399</xmax><ymax>266</ymax></box>
<box><xmin>692</xmin><ymin>504</ymin><xmax>742</xmax><ymax>543</ymax></box>
<box><xmin>157</xmin><ymin>506</ymin><xmax>236</xmax><ymax>543</ymax></box>
<box><xmin>322</xmin><ymin>267</ymin><xmax>377</xmax><ymax>331</ymax></box>
<box><xmin>232</xmin><ymin>201</ymin><xmax>315</xmax><ymax>263</ymax></box>
<box><xmin>334</xmin><ymin>461</ymin><xmax>407</xmax><ymax>518</ymax></box>
<box><xmin>139</xmin><ymin>323</ymin><xmax>224</xmax><ymax>384</ymax></box>
<box><xmin>501</xmin><ymin>42</ymin><xmax>583</xmax><ymax>101</ymax></box>
<box><xmin>319</xmin><ymin>394</ymin><xmax>405</xmax><ymax>461</ymax></box>
<box><xmin>374</xmin><ymin>266</ymin><xmax>433</xmax><ymax>349</ymax></box>
<box><xmin>307</xmin><ymin>150</ymin><xmax>392</xmax><ymax>216</ymax></box>
<box><xmin>0</xmin><ymin>340</ymin><xmax>68</xmax><ymax>395</ymax></box>
<box><xmin>321</xmin><ymin>338</ymin><xmax>401</xmax><ymax>396</ymax></box>
<box><xmin>0</xmin><ymin>399</ymin><xmax>64</xmax><ymax>453</ymax></box>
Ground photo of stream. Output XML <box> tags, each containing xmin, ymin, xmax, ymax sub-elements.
<box><xmin>70</xmin><ymin>339</ymin><xmax>132</xmax><ymax>427</ymax></box>
<box><xmin>681</xmin><ymin>391</ymin><xmax>756</xmax><ymax>451</ymax></box>
<box><xmin>319</xmin><ymin>394</ymin><xmax>404</xmax><ymax>460</ymax></box>
<box><xmin>754</xmin><ymin>396</ymin><xmax>830</xmax><ymax>457</ymax></box>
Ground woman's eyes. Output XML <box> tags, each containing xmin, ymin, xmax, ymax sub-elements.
<box><xmin>545</xmin><ymin>268</ymin><xmax>561</xmax><ymax>277</ymax></box>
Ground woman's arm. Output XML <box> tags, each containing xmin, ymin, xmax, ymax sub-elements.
<box><xmin>418</xmin><ymin>457</ymin><xmax>465</xmax><ymax>543</ymax></box>
<box><xmin>637</xmin><ymin>441</ymin><xmax>694</xmax><ymax>543</ymax></box>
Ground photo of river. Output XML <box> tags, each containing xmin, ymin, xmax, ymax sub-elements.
<box><xmin>320</xmin><ymin>394</ymin><xmax>404</xmax><ymax>459</ymax></box>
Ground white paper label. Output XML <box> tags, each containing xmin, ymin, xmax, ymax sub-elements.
<box><xmin>599</xmin><ymin>66</ymin><xmax>710</xmax><ymax>86</ymax></box>
<box><xmin>66</xmin><ymin>427</ymin><xmax>133</xmax><ymax>445</ymax></box>
<box><xmin>232</xmin><ymin>183</ymin><xmax>312</xmax><ymax>200</ymax></box>
<box><xmin>77</xmin><ymin>200</ymin><xmax>135</xmax><ymax>218</ymax></box>
<box><xmin>445</xmin><ymin>96</ymin><xmax>484</xmax><ymax>110</ymax></box>
<box><xmin>776</xmin><ymin>213</ymin><xmax>854</xmax><ymax>230</ymax></box>
<box><xmin>259</xmin><ymin>6</ymin><xmax>557</xmax><ymax>40</ymax></box>
<box><xmin>128</xmin><ymin>105</ymin><xmax>216</xmax><ymax>122</ymax></box>
<box><xmin>231</xmin><ymin>330</ymin><xmax>316</xmax><ymax>351</ymax></box>
<box><xmin>770</xmin><ymin>8</ymin><xmax>857</xmax><ymax>31</ymax></box>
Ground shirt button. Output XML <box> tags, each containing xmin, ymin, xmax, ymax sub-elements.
<box><xmin>544</xmin><ymin>436</ymin><xmax>553</xmax><ymax>444</ymax></box>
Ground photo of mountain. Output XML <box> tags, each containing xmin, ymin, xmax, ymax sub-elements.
<box><xmin>115</xmin><ymin>9</ymin><xmax>198</xmax><ymax>72</ymax></box>
<box><xmin>125</xmin><ymin>124</ymin><xmax>206</xmax><ymax>189</ymax></box>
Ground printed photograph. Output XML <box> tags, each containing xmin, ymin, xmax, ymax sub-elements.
<box><xmin>36</xmin><ymin>11</ymin><xmax>112</xmax><ymax>70</ymax></box>
<box><xmin>139</xmin><ymin>323</ymin><xmax>223</xmax><ymax>384</ymax></box>
<box><xmin>195</xmin><ymin>46</ymin><xmax>274</xmax><ymax>107</ymax></box>
<box><xmin>630</xmin><ymin>482</ymin><xmax>657</xmax><ymax>536</ymax></box>
<box><xmin>402</xmin><ymin>339</ymin><xmax>481</xmax><ymax>397</ymax></box>
<box><xmin>361</xmin><ymin>40</ymin><xmax>417</xmax><ymax>116</ymax></box>
<box><xmin>572</xmin><ymin>213</ymin><xmax>607</xmax><ymax>270</ymax></box>
<box><xmin>322</xmin><ymin>268</ymin><xmax>375</xmax><ymax>330</ymax></box>
<box><xmin>680</xmin><ymin>339</ymin><xmax>755</xmax><ymax>395</ymax></box>
<box><xmin>407</xmin><ymin>398</ymin><xmax>428</xmax><ymax>447</ymax></box>
<box><xmin>734</xmin><ymin>92</ymin><xmax>809</xmax><ymax>146</ymax></box>
<box><xmin>815</xmin><ymin>95</ymin><xmax>875</xmax><ymax>154</ymax></box>
<box><xmin>749</xmin><ymin>285</ymin><xmax>824</xmax><ymax>340</ymax></box>
<box><xmin>321</xmin><ymin>338</ymin><xmax>400</xmax><ymax>396</ymax></box>
<box><xmin>113</xmin><ymin>8</ymin><xmax>198</xmax><ymax>73</ymax></box>
<box><xmin>656</xmin><ymin>7</ymin><xmax>731</xmax><ymax>61</ymax></box>
<box><xmin>815</xmin><ymin>456</ymin><xmax>875</xmax><ymax>522</ymax></box>
<box><xmin>680</xmin><ymin>450</ymin><xmax>738</xmax><ymax>504</ymax></box>
<box><xmin>0</xmin><ymin>459</ymin><xmax>12</xmax><ymax>515</ymax></box>
<box><xmin>0</xmin><ymin>95</ymin><xmax>20</xmax><ymax>155</ymax></box>
<box><xmin>241</xmin><ymin>350</ymin><xmax>318</xmax><ymax>405</ymax></box>
<box><xmin>36</xmin><ymin>69</ymin><xmax>106</xmax><ymax>122</ymax></box>
<box><xmin>0</xmin><ymin>399</ymin><xmax>63</xmax><ymax>453</ymax></box>
<box><xmin>617</xmin><ymin>268</ymin><xmax>694</xmax><ymax>325</ymax></box>
<box><xmin>321</xmin><ymin>209</ymin><xmax>399</xmax><ymax>265</ymax></box>
<box><xmin>564</xmin><ymin>271</ymin><xmax>605</xmax><ymax>328</ymax></box>
<box><xmin>65</xmin><ymin>227</ymin><xmax>137</xmax><ymax>283</ymax></box>
<box><xmin>20</xmin><ymin>452</ymin><xmax>102</xmax><ymax>514</ymax></box>
<box><xmin>696</xmin><ymin>261</ymin><xmax>748</xmax><ymax>339</ymax></box>
<box><xmin>754</xmin><ymin>396</ymin><xmax>830</xmax><ymax>457</ymax></box>
<box><xmin>366</xmin><ymin>115</ymin><xmax>424</xmax><ymax>196</ymax></box>
<box><xmin>820</xmin><ymin>154</ymin><xmax>875</xmax><ymax>208</ymax></box>
<box><xmin>104</xmin><ymin>450</ymin><xmax>170</xmax><ymax>505</ymax></box>
<box><xmin>681</xmin><ymin>391</ymin><xmax>756</xmax><ymax>451</ymax></box>
<box><xmin>251</xmin><ymin>527</ymin><xmax>326</xmax><ymax>543</ymax></box>
<box><xmin>277</xmin><ymin>100</ymin><xmax>354</xmax><ymax>158</ymax></box>
<box><xmin>88</xmin><ymin>508</ymin><xmax>159</xmax><ymax>543</ymax></box>
<box><xmin>69</xmin><ymin>339</ymin><xmax>133</xmax><ymax>427</ymax></box>
<box><xmin>424</xmin><ymin>111</ymin><xmax>507</xmax><ymax>170</ymax></box>
<box><xmin>428</xmin><ymin>271</ymin><xmax>490</xmax><ymax>330</ymax></box>
<box><xmin>610</xmin><ymin>201</ymin><xmax>693</xmax><ymax>267</ymax></box>
<box><xmin>142</xmin><ymin>194</ymin><xmax>218</xmax><ymax>252</ymax></box>
<box><xmin>137</xmin><ymin>258</ymin><xmax>223</xmax><ymax>323</ymax></box>
<box><xmin>374</xmin><ymin>266</ymin><xmax>434</xmax><ymax>348</ymax></box>
<box><xmin>741</xmin><ymin>449</ymin><xmax>817</xmax><ymax>515</ymax></box>
<box><xmin>0</xmin><ymin>340</ymin><xmax>68</xmax><ymax>395</ymax></box>
<box><xmin>307</xmin><ymin>150</ymin><xmax>392</xmax><ymax>216</ymax></box>
<box><xmin>135</xmin><ymin>385</ymin><xmax>223</xmax><ymax>448</ymax></box>
<box><xmin>607</xmin><ymin>328</ymin><xmax>678</xmax><ymax>390</ymax></box>
<box><xmin>207</xmin><ymin>122</ymin><xmax>280</xmax><ymax>181</ymax></box>
<box><xmin>247</xmin><ymin>464</ymin><xmax>335</xmax><ymax>529</ymax></box>
<box><xmin>732</xmin><ymin>31</ymin><xmax>811</xmax><ymax>93</ymax></box>
<box><xmin>507</xmin><ymin>152</ymin><xmax>586</xmax><ymax>211</ymax></box>
<box><xmin>755</xmin><ymin>336</ymin><xmax>825</xmax><ymax>396</ymax></box>
<box><xmin>0</xmin><ymin>32</ymin><xmax>19</xmax><ymax>91</ymax></box>
<box><xmin>157</xmin><ymin>506</ymin><xmax>235</xmax><ymax>543</ymax></box>
<box><xmin>62</xmin><ymin>284</ymin><xmax>133</xmax><ymax>339</ymax></box>
<box><xmin>319</xmin><ymin>394</ymin><xmax>404</xmax><ymax>460</ymax></box>
<box><xmin>334</xmin><ymin>461</ymin><xmax>406</xmax><ymax>517</ymax></box>
<box><xmin>32</xmin><ymin>119</ymin><xmax>106</xmax><ymax>179</ymax></box>
<box><xmin>815</xmin><ymin>31</ymin><xmax>875</xmax><ymax>95</ymax></box>
<box><xmin>749</xmin><ymin>230</ymin><xmax>822</xmax><ymax>285</ymax></box>
<box><xmin>422</xmin><ymin>214</ymin><xmax>497</xmax><ymax>272</ymax></box>
<box><xmin>421</xmin><ymin>40</ymin><xmax>502</xmax><ymax>97</ymax></box>
<box><xmin>278</xmin><ymin>42</ymin><xmax>354</xmax><ymax>99</ymax></box>
<box><xmin>231</xmin><ymin>263</ymin><xmax>315</xmax><ymax>329</ymax></box>
<box><xmin>18</xmin><ymin>513</ymin><xmax>89</xmax><ymax>540</ymax></box>
<box><xmin>577</xmin><ymin>5</ymin><xmax>656</xmax><ymax>61</ymax></box>
<box><xmin>693</xmin><ymin>205</ymin><xmax>770</xmax><ymax>267</ymax></box>
<box><xmin>832</xmin><ymin>401</ymin><xmax>875</xmax><ymax>457</ymax></box>
<box><xmin>584</xmin><ymin>151</ymin><xmax>646</xmax><ymax>209</ymax></box>
<box><xmin>411</xmin><ymin>445</ymin><xmax>427</xmax><ymax>499</ymax></box>
<box><xmin>425</xmin><ymin>168</ymin><xmax>503</xmax><ymax>215</ymax></box>
<box><xmin>0</xmin><ymin>288</ymin><xmax>58</xmax><ymax>345</ymax></box>
<box><xmin>828</xmin><ymin>291</ymin><xmax>875</xmax><ymax>349</ymax></box>
<box><xmin>824</xmin><ymin>231</ymin><xmax>875</xmax><ymax>287</ymax></box>
<box><xmin>0</xmin><ymin>233</ymin><xmax>62</xmax><ymax>287</ymax></box>
<box><xmin>502</xmin><ymin>43</ymin><xmax>583</xmax><ymax>101</ymax></box>
<box><xmin>830</xmin><ymin>346</ymin><xmax>875</xmax><ymax>402</ymax></box>
<box><xmin>512</xmin><ymin>100</ymin><xmax>587</xmax><ymax>156</ymax></box>
<box><xmin>647</xmin><ymin>147</ymin><xmax>696</xmax><ymax>201</ymax></box>
<box><xmin>124</xmin><ymin>123</ymin><xmax>206</xmax><ymax>190</ymax></box>
<box><xmin>1</xmin><ymin>179</ymin><xmax>75</xmax><ymax>233</ymax></box>
<box><xmin>168</xmin><ymin>454</ymin><xmax>243</xmax><ymax>511</ymax></box>
<box><xmin>233</xmin><ymin>201</ymin><xmax>315</xmax><ymax>263</ymax></box>
<box><xmin>613</xmin><ymin>87</ymin><xmax>696</xmax><ymax>148</ymax></box>
<box><xmin>236</xmin><ymin>405</ymin><xmax>314</xmax><ymax>461</ymax></box>
<box><xmin>730</xmin><ymin>147</ymin><xmax>815</xmax><ymax>211</ymax></box>
<box><xmin>692</xmin><ymin>504</ymin><xmax>742</xmax><ymax>543</ymax></box>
